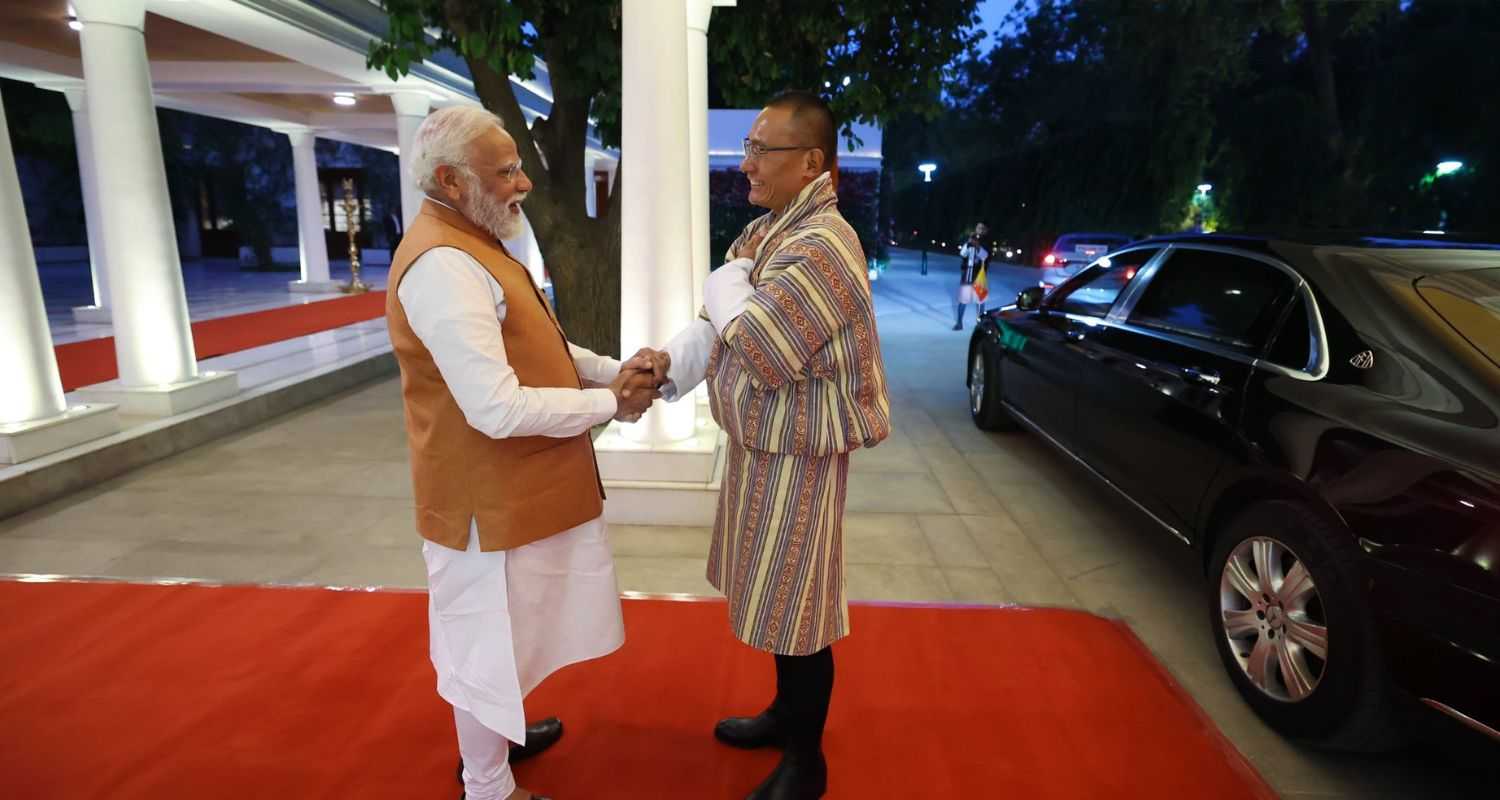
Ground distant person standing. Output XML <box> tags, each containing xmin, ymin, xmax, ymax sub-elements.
<box><xmin>954</xmin><ymin>223</ymin><xmax>990</xmax><ymax>330</ymax></box>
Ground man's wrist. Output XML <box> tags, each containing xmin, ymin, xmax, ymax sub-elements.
<box><xmin>589</xmin><ymin>387</ymin><xmax>619</xmax><ymax>423</ymax></box>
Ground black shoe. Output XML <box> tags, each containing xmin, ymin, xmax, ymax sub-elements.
<box><xmin>714</xmin><ymin>708</ymin><xmax>785</xmax><ymax>749</ymax></box>
<box><xmin>511</xmin><ymin>717</ymin><xmax>564</xmax><ymax>762</ymax></box>
<box><xmin>455</xmin><ymin>717</ymin><xmax>566</xmax><ymax>784</ymax></box>
<box><xmin>746</xmin><ymin>751</ymin><xmax>827</xmax><ymax>800</ymax></box>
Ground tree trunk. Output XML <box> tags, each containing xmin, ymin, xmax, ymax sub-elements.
<box><xmin>1298</xmin><ymin>0</ymin><xmax>1366</xmax><ymax>224</ymax></box>
<box><xmin>1299</xmin><ymin>0</ymin><xmax>1345</xmax><ymax>163</ymax></box>
<box><xmin>530</xmin><ymin>201</ymin><xmax>622</xmax><ymax>358</ymax></box>
<box><xmin>450</xmin><ymin>15</ymin><xmax>624</xmax><ymax>357</ymax></box>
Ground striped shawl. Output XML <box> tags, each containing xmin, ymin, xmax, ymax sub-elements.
<box><xmin>705</xmin><ymin>173</ymin><xmax>891</xmax><ymax>456</ymax></box>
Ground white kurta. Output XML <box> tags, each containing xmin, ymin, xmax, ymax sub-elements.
<box><xmin>398</xmin><ymin>246</ymin><xmax>626</xmax><ymax>746</ymax></box>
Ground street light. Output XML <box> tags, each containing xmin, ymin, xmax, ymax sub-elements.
<box><xmin>917</xmin><ymin>163</ymin><xmax>937</xmax><ymax>274</ymax></box>
<box><xmin>1196</xmin><ymin>183</ymin><xmax>1213</xmax><ymax>194</ymax></box>
<box><xmin>1430</xmin><ymin>161</ymin><xmax>1465</xmax><ymax>230</ymax></box>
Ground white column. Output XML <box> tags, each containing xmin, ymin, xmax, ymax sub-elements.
<box><xmin>622</xmin><ymin>0</ymin><xmax>696</xmax><ymax>444</ymax></box>
<box><xmin>390</xmin><ymin>91</ymin><xmax>430</xmax><ymax>231</ymax></box>
<box><xmin>70</xmin><ymin>0</ymin><xmax>236</xmax><ymax>415</ymax></box>
<box><xmin>686</xmin><ymin>1</ymin><xmax>729</xmax><ymax>322</ymax></box>
<box><xmin>0</xmin><ymin>87</ymin><xmax>119</xmax><ymax>463</ymax></box>
<box><xmin>57</xmin><ymin>85</ymin><xmax>113</xmax><ymax>324</ymax></box>
<box><xmin>283</xmin><ymin>129</ymin><xmax>339</xmax><ymax>293</ymax></box>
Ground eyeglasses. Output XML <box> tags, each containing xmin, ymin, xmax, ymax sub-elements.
<box><xmin>743</xmin><ymin>138</ymin><xmax>815</xmax><ymax>160</ymax></box>
<box><xmin>497</xmin><ymin>162</ymin><xmax>525</xmax><ymax>182</ymax></box>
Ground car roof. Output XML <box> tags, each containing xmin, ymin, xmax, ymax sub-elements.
<box><xmin>1126</xmin><ymin>231</ymin><xmax>1500</xmax><ymax>277</ymax></box>
<box><xmin>1132</xmin><ymin>230</ymin><xmax>1500</xmax><ymax>252</ymax></box>
<box><xmin>1117</xmin><ymin>232</ymin><xmax>1500</xmax><ymax>351</ymax></box>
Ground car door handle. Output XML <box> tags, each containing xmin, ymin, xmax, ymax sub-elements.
<box><xmin>1182</xmin><ymin>367</ymin><xmax>1221</xmax><ymax>386</ymax></box>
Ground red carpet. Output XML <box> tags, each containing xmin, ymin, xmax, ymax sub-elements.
<box><xmin>0</xmin><ymin>579</ymin><xmax>1275</xmax><ymax>799</ymax></box>
<box><xmin>53</xmin><ymin>291</ymin><xmax>388</xmax><ymax>391</ymax></box>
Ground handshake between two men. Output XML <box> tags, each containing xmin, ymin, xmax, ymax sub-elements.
<box><xmin>603</xmin><ymin>224</ymin><xmax>768</xmax><ymax>425</ymax></box>
<box><xmin>607</xmin><ymin>347</ymin><xmax>673</xmax><ymax>424</ymax></box>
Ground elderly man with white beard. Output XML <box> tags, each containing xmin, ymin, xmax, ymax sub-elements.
<box><xmin>384</xmin><ymin>105</ymin><xmax>658</xmax><ymax>800</ymax></box>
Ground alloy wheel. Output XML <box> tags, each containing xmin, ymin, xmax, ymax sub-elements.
<box><xmin>1219</xmin><ymin>536</ymin><xmax>1330</xmax><ymax>702</ymax></box>
<box><xmin>970</xmin><ymin>352</ymin><xmax>986</xmax><ymax>415</ymax></box>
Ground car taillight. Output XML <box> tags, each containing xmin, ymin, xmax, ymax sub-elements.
<box><xmin>1043</xmin><ymin>253</ymin><xmax>1057</xmax><ymax>266</ymax></box>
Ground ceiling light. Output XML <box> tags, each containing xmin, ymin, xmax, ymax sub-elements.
<box><xmin>332</xmin><ymin>93</ymin><xmax>357</xmax><ymax>107</ymax></box>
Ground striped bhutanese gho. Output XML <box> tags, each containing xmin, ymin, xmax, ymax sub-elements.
<box><xmin>704</xmin><ymin>172</ymin><xmax>891</xmax><ymax>655</ymax></box>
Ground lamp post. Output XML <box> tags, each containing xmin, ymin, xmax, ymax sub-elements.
<box><xmin>918</xmin><ymin>162</ymin><xmax>936</xmax><ymax>275</ymax></box>
<box><xmin>1190</xmin><ymin>183</ymin><xmax>1214</xmax><ymax>232</ymax></box>
<box><xmin>1433</xmin><ymin>160</ymin><xmax>1464</xmax><ymax>231</ymax></box>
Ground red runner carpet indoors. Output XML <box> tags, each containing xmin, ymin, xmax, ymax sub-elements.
<box><xmin>0</xmin><ymin>579</ymin><xmax>1276</xmax><ymax>799</ymax></box>
<box><xmin>52</xmin><ymin>291</ymin><xmax>388</xmax><ymax>392</ymax></box>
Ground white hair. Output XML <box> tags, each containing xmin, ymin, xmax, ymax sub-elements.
<box><xmin>410</xmin><ymin>105</ymin><xmax>505</xmax><ymax>193</ymax></box>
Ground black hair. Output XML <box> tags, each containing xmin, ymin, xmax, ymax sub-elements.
<box><xmin>765</xmin><ymin>90</ymin><xmax>837</xmax><ymax>175</ymax></box>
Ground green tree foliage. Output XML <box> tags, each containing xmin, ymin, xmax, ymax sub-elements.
<box><xmin>368</xmin><ymin>0</ymin><xmax>979</xmax><ymax>355</ymax></box>
<box><xmin>899</xmin><ymin>0</ymin><xmax>1493</xmax><ymax>253</ymax></box>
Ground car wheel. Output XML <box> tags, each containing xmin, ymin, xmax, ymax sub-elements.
<box><xmin>1207</xmin><ymin>500</ymin><xmax>1401</xmax><ymax>750</ymax></box>
<box><xmin>968</xmin><ymin>344</ymin><xmax>1015</xmax><ymax>431</ymax></box>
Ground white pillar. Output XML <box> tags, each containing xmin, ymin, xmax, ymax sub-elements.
<box><xmin>0</xmin><ymin>87</ymin><xmax>119</xmax><ymax>463</ymax></box>
<box><xmin>391</xmin><ymin>91</ymin><xmax>430</xmax><ymax>231</ymax></box>
<box><xmin>70</xmin><ymin>0</ymin><xmax>236</xmax><ymax>414</ymax></box>
<box><xmin>283</xmin><ymin>129</ymin><xmax>339</xmax><ymax>293</ymax></box>
<box><xmin>58</xmin><ymin>85</ymin><xmax>113</xmax><ymax>323</ymax></box>
<box><xmin>622</xmin><ymin>0</ymin><xmax>697</xmax><ymax>444</ymax></box>
<box><xmin>686</xmin><ymin>1</ymin><xmax>722</xmax><ymax>323</ymax></box>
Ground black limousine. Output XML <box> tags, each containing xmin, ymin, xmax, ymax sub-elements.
<box><xmin>967</xmin><ymin>232</ymin><xmax>1499</xmax><ymax>749</ymax></box>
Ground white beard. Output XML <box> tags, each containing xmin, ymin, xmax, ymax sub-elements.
<box><xmin>460</xmin><ymin>172</ymin><xmax>526</xmax><ymax>241</ymax></box>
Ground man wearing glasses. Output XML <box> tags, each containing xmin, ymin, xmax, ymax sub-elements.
<box><xmin>385</xmin><ymin>105</ymin><xmax>657</xmax><ymax>800</ymax></box>
<box><xmin>649</xmin><ymin>90</ymin><xmax>891</xmax><ymax>799</ymax></box>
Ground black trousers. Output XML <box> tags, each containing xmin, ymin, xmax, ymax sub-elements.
<box><xmin>771</xmin><ymin>647</ymin><xmax>835</xmax><ymax>755</ymax></box>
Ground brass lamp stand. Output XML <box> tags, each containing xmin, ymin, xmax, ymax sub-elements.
<box><xmin>339</xmin><ymin>178</ymin><xmax>369</xmax><ymax>294</ymax></box>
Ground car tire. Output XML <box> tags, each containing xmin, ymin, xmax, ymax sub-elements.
<box><xmin>968</xmin><ymin>342</ymin><xmax>1015</xmax><ymax>431</ymax></box>
<box><xmin>1207</xmin><ymin>500</ymin><xmax>1402</xmax><ymax>751</ymax></box>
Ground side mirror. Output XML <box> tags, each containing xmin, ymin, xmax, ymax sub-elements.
<box><xmin>1016</xmin><ymin>286</ymin><xmax>1046</xmax><ymax>311</ymax></box>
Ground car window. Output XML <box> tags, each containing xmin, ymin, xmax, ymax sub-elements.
<box><xmin>1416</xmin><ymin>268</ymin><xmax>1500</xmax><ymax>368</ymax></box>
<box><xmin>1050</xmin><ymin>248</ymin><xmax>1158</xmax><ymax>318</ymax></box>
<box><xmin>1126</xmin><ymin>249</ymin><xmax>1296</xmax><ymax>352</ymax></box>
<box><xmin>1266</xmin><ymin>294</ymin><xmax>1312</xmax><ymax>370</ymax></box>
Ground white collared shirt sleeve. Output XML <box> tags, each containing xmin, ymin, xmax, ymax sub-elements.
<box><xmin>397</xmin><ymin>247</ymin><xmax>617</xmax><ymax>439</ymax></box>
<box><xmin>658</xmin><ymin>318</ymin><xmax>718</xmax><ymax>402</ymax></box>
<box><xmin>568</xmin><ymin>343</ymin><xmax>623</xmax><ymax>387</ymax></box>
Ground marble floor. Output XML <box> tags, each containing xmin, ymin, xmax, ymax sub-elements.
<box><xmin>4</xmin><ymin>249</ymin><xmax>1493</xmax><ymax>798</ymax></box>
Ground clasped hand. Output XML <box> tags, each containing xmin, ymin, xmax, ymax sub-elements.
<box><xmin>610</xmin><ymin>348</ymin><xmax>672</xmax><ymax>423</ymax></box>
